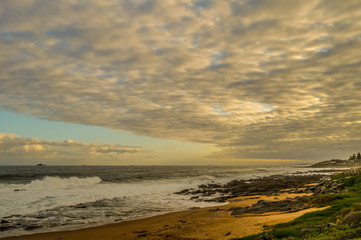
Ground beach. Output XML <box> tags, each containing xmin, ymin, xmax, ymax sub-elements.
<box><xmin>0</xmin><ymin>167</ymin><xmax>337</xmax><ymax>240</ymax></box>
<box><xmin>0</xmin><ymin>165</ymin><xmax>331</xmax><ymax>238</ymax></box>
<box><xmin>0</xmin><ymin>192</ymin><xmax>327</xmax><ymax>240</ymax></box>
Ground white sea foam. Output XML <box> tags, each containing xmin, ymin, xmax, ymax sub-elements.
<box><xmin>0</xmin><ymin>176</ymin><xmax>222</xmax><ymax>223</ymax></box>
<box><xmin>0</xmin><ymin>176</ymin><xmax>102</xmax><ymax>191</ymax></box>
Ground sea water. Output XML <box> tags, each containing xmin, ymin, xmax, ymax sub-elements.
<box><xmin>0</xmin><ymin>164</ymin><xmax>328</xmax><ymax>237</ymax></box>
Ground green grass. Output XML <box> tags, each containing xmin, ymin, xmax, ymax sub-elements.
<box><xmin>232</xmin><ymin>170</ymin><xmax>361</xmax><ymax>240</ymax></box>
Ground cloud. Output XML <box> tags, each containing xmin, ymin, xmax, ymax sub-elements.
<box><xmin>1</xmin><ymin>0</ymin><xmax>361</xmax><ymax>160</ymax></box>
<box><xmin>0</xmin><ymin>133</ymin><xmax>141</xmax><ymax>163</ymax></box>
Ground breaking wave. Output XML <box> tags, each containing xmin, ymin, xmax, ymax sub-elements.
<box><xmin>1</xmin><ymin>176</ymin><xmax>102</xmax><ymax>191</ymax></box>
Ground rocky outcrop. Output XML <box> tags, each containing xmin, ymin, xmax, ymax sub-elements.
<box><xmin>310</xmin><ymin>179</ymin><xmax>345</xmax><ymax>195</ymax></box>
<box><xmin>342</xmin><ymin>212</ymin><xmax>361</xmax><ymax>226</ymax></box>
<box><xmin>175</xmin><ymin>174</ymin><xmax>326</xmax><ymax>203</ymax></box>
<box><xmin>229</xmin><ymin>196</ymin><xmax>309</xmax><ymax>215</ymax></box>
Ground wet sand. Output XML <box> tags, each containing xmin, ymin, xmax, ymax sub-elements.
<box><xmin>0</xmin><ymin>192</ymin><xmax>326</xmax><ymax>240</ymax></box>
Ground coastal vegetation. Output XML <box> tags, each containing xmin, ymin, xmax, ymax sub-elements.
<box><xmin>311</xmin><ymin>152</ymin><xmax>361</xmax><ymax>167</ymax></box>
<box><xmin>234</xmin><ymin>168</ymin><xmax>361</xmax><ymax>240</ymax></box>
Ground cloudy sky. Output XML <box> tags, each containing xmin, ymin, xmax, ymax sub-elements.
<box><xmin>1</xmin><ymin>0</ymin><xmax>361</xmax><ymax>165</ymax></box>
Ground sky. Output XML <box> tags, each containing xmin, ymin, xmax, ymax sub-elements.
<box><xmin>1</xmin><ymin>0</ymin><xmax>361</xmax><ymax>165</ymax></box>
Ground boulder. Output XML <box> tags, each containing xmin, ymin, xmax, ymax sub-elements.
<box><xmin>342</xmin><ymin>212</ymin><xmax>361</xmax><ymax>226</ymax></box>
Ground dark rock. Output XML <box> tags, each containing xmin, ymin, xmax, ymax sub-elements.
<box><xmin>206</xmin><ymin>196</ymin><xmax>228</xmax><ymax>202</ymax></box>
<box><xmin>208</xmin><ymin>208</ymin><xmax>221</xmax><ymax>212</ymax></box>
<box><xmin>342</xmin><ymin>212</ymin><xmax>361</xmax><ymax>226</ymax></box>
<box><xmin>14</xmin><ymin>189</ymin><xmax>26</xmax><ymax>192</ymax></box>
<box><xmin>230</xmin><ymin>196</ymin><xmax>309</xmax><ymax>215</ymax></box>
<box><xmin>74</xmin><ymin>204</ymin><xmax>86</xmax><ymax>208</ymax></box>
<box><xmin>174</xmin><ymin>189</ymin><xmax>190</xmax><ymax>194</ymax></box>
<box><xmin>224</xmin><ymin>232</ymin><xmax>231</xmax><ymax>236</ymax></box>
<box><xmin>176</xmin><ymin>174</ymin><xmax>328</xmax><ymax>204</ymax></box>
<box><xmin>137</xmin><ymin>233</ymin><xmax>148</xmax><ymax>237</ymax></box>
<box><xmin>191</xmin><ymin>190</ymin><xmax>202</xmax><ymax>194</ymax></box>
<box><xmin>311</xmin><ymin>180</ymin><xmax>345</xmax><ymax>195</ymax></box>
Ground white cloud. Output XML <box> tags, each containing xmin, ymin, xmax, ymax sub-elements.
<box><xmin>0</xmin><ymin>133</ymin><xmax>141</xmax><ymax>163</ymax></box>
<box><xmin>1</xmin><ymin>0</ymin><xmax>361</xmax><ymax>160</ymax></box>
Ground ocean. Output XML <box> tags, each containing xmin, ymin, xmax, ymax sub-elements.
<box><xmin>0</xmin><ymin>164</ymin><xmax>328</xmax><ymax>237</ymax></box>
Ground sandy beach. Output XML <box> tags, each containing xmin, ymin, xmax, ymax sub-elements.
<box><xmin>0</xmin><ymin>192</ymin><xmax>326</xmax><ymax>240</ymax></box>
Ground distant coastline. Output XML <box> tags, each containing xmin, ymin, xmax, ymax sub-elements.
<box><xmin>311</xmin><ymin>152</ymin><xmax>361</xmax><ymax>168</ymax></box>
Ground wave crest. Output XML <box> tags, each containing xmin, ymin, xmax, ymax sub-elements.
<box><xmin>3</xmin><ymin>176</ymin><xmax>103</xmax><ymax>191</ymax></box>
<box><xmin>28</xmin><ymin>176</ymin><xmax>102</xmax><ymax>189</ymax></box>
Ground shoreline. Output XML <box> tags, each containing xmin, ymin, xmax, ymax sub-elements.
<box><xmin>0</xmin><ymin>172</ymin><xmax>338</xmax><ymax>240</ymax></box>
<box><xmin>0</xmin><ymin>192</ymin><xmax>327</xmax><ymax>240</ymax></box>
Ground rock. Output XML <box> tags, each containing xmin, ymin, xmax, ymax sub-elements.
<box><xmin>174</xmin><ymin>189</ymin><xmax>189</xmax><ymax>194</ymax></box>
<box><xmin>191</xmin><ymin>190</ymin><xmax>201</xmax><ymax>194</ymax></box>
<box><xmin>75</xmin><ymin>204</ymin><xmax>87</xmax><ymax>208</ymax></box>
<box><xmin>342</xmin><ymin>212</ymin><xmax>361</xmax><ymax>226</ymax></box>
<box><xmin>175</xmin><ymin>174</ymin><xmax>326</xmax><ymax>204</ymax></box>
<box><xmin>208</xmin><ymin>208</ymin><xmax>221</xmax><ymax>212</ymax></box>
<box><xmin>229</xmin><ymin>196</ymin><xmax>309</xmax><ymax>215</ymax></box>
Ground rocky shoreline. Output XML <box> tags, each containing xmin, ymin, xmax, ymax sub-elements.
<box><xmin>175</xmin><ymin>170</ymin><xmax>346</xmax><ymax>215</ymax></box>
<box><xmin>0</xmin><ymin>170</ymin><xmax>345</xmax><ymax>237</ymax></box>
